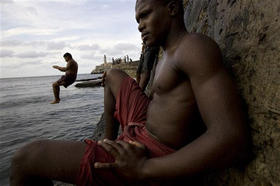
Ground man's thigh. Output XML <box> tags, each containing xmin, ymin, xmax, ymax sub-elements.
<box><xmin>56</xmin><ymin>76</ymin><xmax>67</xmax><ymax>86</ymax></box>
<box><xmin>13</xmin><ymin>140</ymin><xmax>86</xmax><ymax>184</ymax></box>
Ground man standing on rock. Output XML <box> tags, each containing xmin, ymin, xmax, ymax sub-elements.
<box><xmin>10</xmin><ymin>0</ymin><xmax>249</xmax><ymax>185</ymax></box>
<box><xmin>51</xmin><ymin>53</ymin><xmax>78</xmax><ymax>104</ymax></box>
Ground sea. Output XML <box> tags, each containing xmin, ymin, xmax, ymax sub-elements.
<box><xmin>0</xmin><ymin>74</ymin><xmax>104</xmax><ymax>186</ymax></box>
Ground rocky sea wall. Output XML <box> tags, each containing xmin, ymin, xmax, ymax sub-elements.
<box><xmin>183</xmin><ymin>0</ymin><xmax>280</xmax><ymax>185</ymax></box>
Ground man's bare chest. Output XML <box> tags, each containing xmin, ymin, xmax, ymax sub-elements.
<box><xmin>152</xmin><ymin>59</ymin><xmax>192</xmax><ymax>97</ymax></box>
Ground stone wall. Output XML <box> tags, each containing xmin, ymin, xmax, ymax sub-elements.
<box><xmin>91</xmin><ymin>61</ymin><xmax>139</xmax><ymax>78</ymax></box>
<box><xmin>183</xmin><ymin>0</ymin><xmax>280</xmax><ymax>185</ymax></box>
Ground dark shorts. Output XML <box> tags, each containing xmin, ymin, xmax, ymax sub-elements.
<box><xmin>57</xmin><ymin>75</ymin><xmax>76</xmax><ymax>88</ymax></box>
<box><xmin>76</xmin><ymin>77</ymin><xmax>175</xmax><ymax>186</ymax></box>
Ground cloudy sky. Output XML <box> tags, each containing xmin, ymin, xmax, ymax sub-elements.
<box><xmin>0</xmin><ymin>0</ymin><xmax>142</xmax><ymax>78</ymax></box>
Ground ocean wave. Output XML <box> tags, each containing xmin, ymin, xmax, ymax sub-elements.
<box><xmin>0</xmin><ymin>95</ymin><xmax>51</xmax><ymax>109</ymax></box>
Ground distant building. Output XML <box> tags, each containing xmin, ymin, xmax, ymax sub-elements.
<box><xmin>104</xmin><ymin>55</ymin><xmax>107</xmax><ymax>65</ymax></box>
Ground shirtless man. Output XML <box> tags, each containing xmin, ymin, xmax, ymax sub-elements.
<box><xmin>51</xmin><ymin>53</ymin><xmax>78</xmax><ymax>104</ymax></box>
<box><xmin>10</xmin><ymin>0</ymin><xmax>248</xmax><ymax>185</ymax></box>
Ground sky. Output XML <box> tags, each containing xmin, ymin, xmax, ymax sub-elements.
<box><xmin>0</xmin><ymin>0</ymin><xmax>142</xmax><ymax>78</ymax></box>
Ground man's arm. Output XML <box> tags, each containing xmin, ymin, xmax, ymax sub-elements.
<box><xmin>53</xmin><ymin>62</ymin><xmax>71</xmax><ymax>72</ymax></box>
<box><xmin>139</xmin><ymin>72</ymin><xmax>150</xmax><ymax>90</ymax></box>
<box><xmin>139</xmin><ymin>47</ymin><xmax>158</xmax><ymax>90</ymax></box>
<box><xmin>140</xmin><ymin>35</ymin><xmax>249</xmax><ymax>180</ymax></box>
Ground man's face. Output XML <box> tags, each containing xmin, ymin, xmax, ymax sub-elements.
<box><xmin>64</xmin><ymin>56</ymin><xmax>70</xmax><ymax>62</ymax></box>
<box><xmin>135</xmin><ymin>0</ymin><xmax>169</xmax><ymax>46</ymax></box>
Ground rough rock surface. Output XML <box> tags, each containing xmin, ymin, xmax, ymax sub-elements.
<box><xmin>92</xmin><ymin>114</ymin><xmax>106</xmax><ymax>140</ymax></box>
<box><xmin>183</xmin><ymin>0</ymin><xmax>280</xmax><ymax>185</ymax></box>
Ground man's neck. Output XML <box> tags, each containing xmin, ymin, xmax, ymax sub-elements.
<box><xmin>162</xmin><ymin>19</ymin><xmax>187</xmax><ymax>53</ymax></box>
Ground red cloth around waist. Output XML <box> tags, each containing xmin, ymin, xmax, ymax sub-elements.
<box><xmin>76</xmin><ymin>124</ymin><xmax>175</xmax><ymax>186</ymax></box>
<box><xmin>76</xmin><ymin>77</ymin><xmax>175</xmax><ymax>186</ymax></box>
<box><xmin>118</xmin><ymin>123</ymin><xmax>175</xmax><ymax>158</ymax></box>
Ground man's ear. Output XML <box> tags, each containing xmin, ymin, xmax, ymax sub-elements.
<box><xmin>167</xmin><ymin>1</ymin><xmax>179</xmax><ymax>16</ymax></box>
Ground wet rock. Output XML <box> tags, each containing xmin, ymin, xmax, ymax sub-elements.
<box><xmin>75</xmin><ymin>80</ymin><xmax>102</xmax><ymax>88</ymax></box>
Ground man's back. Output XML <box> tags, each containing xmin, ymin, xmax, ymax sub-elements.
<box><xmin>65</xmin><ymin>59</ymin><xmax>78</xmax><ymax>77</ymax></box>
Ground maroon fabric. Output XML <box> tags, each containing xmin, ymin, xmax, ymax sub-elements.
<box><xmin>76</xmin><ymin>77</ymin><xmax>175</xmax><ymax>186</ymax></box>
<box><xmin>113</xmin><ymin>77</ymin><xmax>150</xmax><ymax>130</ymax></box>
<box><xmin>75</xmin><ymin>139</ymin><xmax>125</xmax><ymax>186</ymax></box>
<box><xmin>118</xmin><ymin>123</ymin><xmax>175</xmax><ymax>158</ymax></box>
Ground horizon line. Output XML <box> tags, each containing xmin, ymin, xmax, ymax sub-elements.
<box><xmin>0</xmin><ymin>73</ymin><xmax>97</xmax><ymax>80</ymax></box>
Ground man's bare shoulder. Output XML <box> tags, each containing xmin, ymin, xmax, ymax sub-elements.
<box><xmin>181</xmin><ymin>33</ymin><xmax>219</xmax><ymax>48</ymax></box>
<box><xmin>178</xmin><ymin>33</ymin><xmax>222</xmax><ymax>62</ymax></box>
<box><xmin>177</xmin><ymin>33</ymin><xmax>223</xmax><ymax>75</ymax></box>
<box><xmin>69</xmin><ymin>59</ymin><xmax>78</xmax><ymax>65</ymax></box>
<box><xmin>68</xmin><ymin>59</ymin><xmax>78</xmax><ymax>68</ymax></box>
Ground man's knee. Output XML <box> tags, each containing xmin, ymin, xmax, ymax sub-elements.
<box><xmin>105</xmin><ymin>69</ymin><xmax>124</xmax><ymax>80</ymax></box>
<box><xmin>52</xmin><ymin>82</ymin><xmax>58</xmax><ymax>87</ymax></box>
<box><xmin>105</xmin><ymin>69</ymin><xmax>128</xmax><ymax>85</ymax></box>
<box><xmin>11</xmin><ymin>140</ymin><xmax>46</xmax><ymax>174</ymax></box>
<box><xmin>10</xmin><ymin>140</ymin><xmax>54</xmax><ymax>185</ymax></box>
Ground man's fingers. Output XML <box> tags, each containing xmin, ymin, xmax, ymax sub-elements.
<box><xmin>128</xmin><ymin>140</ymin><xmax>146</xmax><ymax>151</ymax></box>
<box><xmin>98</xmin><ymin>140</ymin><xmax>119</xmax><ymax>157</ymax></box>
<box><xmin>103</xmin><ymin>139</ymin><xmax>125</xmax><ymax>155</ymax></box>
<box><xmin>102</xmin><ymin>71</ymin><xmax>107</xmax><ymax>78</ymax></box>
<box><xmin>116</xmin><ymin>140</ymin><xmax>131</xmax><ymax>150</ymax></box>
<box><xmin>94</xmin><ymin>162</ymin><xmax>118</xmax><ymax>169</ymax></box>
<box><xmin>128</xmin><ymin>140</ymin><xmax>146</xmax><ymax>149</ymax></box>
<box><xmin>101</xmin><ymin>71</ymin><xmax>107</xmax><ymax>86</ymax></box>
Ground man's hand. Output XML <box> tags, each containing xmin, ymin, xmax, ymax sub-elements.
<box><xmin>52</xmin><ymin>65</ymin><xmax>59</xmax><ymax>69</ymax></box>
<box><xmin>101</xmin><ymin>71</ymin><xmax>106</xmax><ymax>87</ymax></box>
<box><xmin>95</xmin><ymin>139</ymin><xmax>148</xmax><ymax>180</ymax></box>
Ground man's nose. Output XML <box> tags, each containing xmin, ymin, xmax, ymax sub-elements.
<box><xmin>138</xmin><ymin>21</ymin><xmax>144</xmax><ymax>32</ymax></box>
